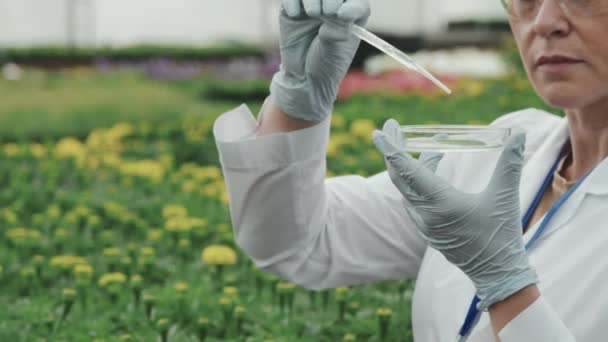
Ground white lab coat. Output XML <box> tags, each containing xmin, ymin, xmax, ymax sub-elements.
<box><xmin>213</xmin><ymin>102</ymin><xmax>608</xmax><ymax>342</ymax></box>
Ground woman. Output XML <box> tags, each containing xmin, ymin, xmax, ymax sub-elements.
<box><xmin>213</xmin><ymin>0</ymin><xmax>608</xmax><ymax>340</ymax></box>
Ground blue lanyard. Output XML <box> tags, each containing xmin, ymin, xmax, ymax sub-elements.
<box><xmin>457</xmin><ymin>147</ymin><xmax>593</xmax><ymax>340</ymax></box>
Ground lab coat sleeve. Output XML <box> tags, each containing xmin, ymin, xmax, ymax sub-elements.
<box><xmin>498</xmin><ymin>296</ymin><xmax>576</xmax><ymax>341</ymax></box>
<box><xmin>213</xmin><ymin>102</ymin><xmax>428</xmax><ymax>289</ymax></box>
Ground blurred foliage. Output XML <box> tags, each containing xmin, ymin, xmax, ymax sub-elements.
<box><xmin>1</xmin><ymin>44</ymin><xmax>264</xmax><ymax>64</ymax></box>
<box><xmin>0</xmin><ymin>69</ymin><xmax>248</xmax><ymax>142</ymax></box>
<box><xmin>202</xmin><ymin>79</ymin><xmax>271</xmax><ymax>103</ymax></box>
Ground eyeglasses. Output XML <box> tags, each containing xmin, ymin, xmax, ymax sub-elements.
<box><xmin>500</xmin><ymin>0</ymin><xmax>608</xmax><ymax>19</ymax></box>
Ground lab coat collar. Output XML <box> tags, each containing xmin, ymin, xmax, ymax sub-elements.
<box><xmin>519</xmin><ymin>117</ymin><xmax>608</xmax><ymax>211</ymax></box>
<box><xmin>579</xmin><ymin>156</ymin><xmax>608</xmax><ymax>195</ymax></box>
<box><xmin>519</xmin><ymin>117</ymin><xmax>608</xmax><ymax>246</ymax></box>
<box><xmin>519</xmin><ymin>118</ymin><xmax>570</xmax><ymax>215</ymax></box>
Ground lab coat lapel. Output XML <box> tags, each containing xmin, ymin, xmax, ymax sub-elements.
<box><xmin>518</xmin><ymin>119</ymin><xmax>569</xmax><ymax>243</ymax></box>
<box><xmin>520</xmin><ymin>121</ymin><xmax>608</xmax><ymax>245</ymax></box>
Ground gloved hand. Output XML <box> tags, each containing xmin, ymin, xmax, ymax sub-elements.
<box><xmin>270</xmin><ymin>0</ymin><xmax>370</xmax><ymax>122</ymax></box>
<box><xmin>372</xmin><ymin>119</ymin><xmax>539</xmax><ymax>311</ymax></box>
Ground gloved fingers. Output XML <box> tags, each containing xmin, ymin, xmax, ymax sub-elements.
<box><xmin>282</xmin><ymin>0</ymin><xmax>303</xmax><ymax>17</ymax></box>
<box><xmin>403</xmin><ymin>201</ymin><xmax>425</xmax><ymax>228</ymax></box>
<box><xmin>374</xmin><ymin>130</ymin><xmax>453</xmax><ymax>198</ymax></box>
<box><xmin>318</xmin><ymin>18</ymin><xmax>352</xmax><ymax>42</ymax></box>
<box><xmin>322</xmin><ymin>0</ymin><xmax>343</xmax><ymax>16</ymax></box>
<box><xmin>337</xmin><ymin>0</ymin><xmax>371</xmax><ymax>25</ymax></box>
<box><xmin>486</xmin><ymin>131</ymin><xmax>526</xmax><ymax>194</ymax></box>
<box><xmin>419</xmin><ymin>152</ymin><xmax>444</xmax><ymax>173</ymax></box>
<box><xmin>372</xmin><ymin>129</ymin><xmax>402</xmax><ymax>157</ymax></box>
<box><xmin>303</xmin><ymin>0</ymin><xmax>322</xmax><ymax>17</ymax></box>
<box><xmin>371</xmin><ymin>118</ymin><xmax>404</xmax><ymax>155</ymax></box>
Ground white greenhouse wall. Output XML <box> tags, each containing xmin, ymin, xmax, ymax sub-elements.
<box><xmin>0</xmin><ymin>0</ymin><xmax>507</xmax><ymax>47</ymax></box>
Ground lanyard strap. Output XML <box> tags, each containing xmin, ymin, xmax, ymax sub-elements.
<box><xmin>457</xmin><ymin>149</ymin><xmax>593</xmax><ymax>340</ymax></box>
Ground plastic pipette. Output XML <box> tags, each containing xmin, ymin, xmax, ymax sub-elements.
<box><xmin>350</xmin><ymin>24</ymin><xmax>452</xmax><ymax>95</ymax></box>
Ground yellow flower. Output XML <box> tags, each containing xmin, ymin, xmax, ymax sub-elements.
<box><xmin>335</xmin><ymin>287</ymin><xmax>349</xmax><ymax>294</ymax></box>
<box><xmin>234</xmin><ymin>306</ymin><xmax>246</xmax><ymax>317</ymax></box>
<box><xmin>276</xmin><ymin>282</ymin><xmax>296</xmax><ymax>291</ymax></box>
<box><xmin>103</xmin><ymin>247</ymin><xmax>122</xmax><ymax>258</ymax></box>
<box><xmin>201</xmin><ymin>245</ymin><xmax>237</xmax><ymax>265</ymax></box>
<box><xmin>349</xmin><ymin>119</ymin><xmax>375</xmax><ymax>142</ymax></box>
<box><xmin>376</xmin><ymin>308</ymin><xmax>393</xmax><ymax>317</ymax></box>
<box><xmin>130</xmin><ymin>274</ymin><xmax>143</xmax><ymax>288</ymax></box>
<box><xmin>47</xmin><ymin>205</ymin><xmax>61</xmax><ymax>219</ymax></box>
<box><xmin>331</xmin><ymin>113</ymin><xmax>346</xmax><ymax>129</ymax></box>
<box><xmin>198</xmin><ymin>317</ymin><xmax>209</xmax><ymax>325</ymax></box>
<box><xmin>147</xmin><ymin>229</ymin><xmax>163</xmax><ymax>241</ymax></box>
<box><xmin>223</xmin><ymin>286</ymin><xmax>238</xmax><ymax>296</ymax></box>
<box><xmin>219</xmin><ymin>297</ymin><xmax>232</xmax><ymax>306</ymax></box>
<box><xmin>162</xmin><ymin>205</ymin><xmax>188</xmax><ymax>219</ymax></box>
<box><xmin>461</xmin><ymin>80</ymin><xmax>485</xmax><ymax>97</ymax></box>
<box><xmin>119</xmin><ymin>160</ymin><xmax>165</xmax><ymax>183</ymax></box>
<box><xmin>165</xmin><ymin>217</ymin><xmax>193</xmax><ymax>233</ymax></box>
<box><xmin>343</xmin><ymin>333</ymin><xmax>356</xmax><ymax>341</ymax></box>
<box><xmin>50</xmin><ymin>255</ymin><xmax>88</xmax><ymax>270</ymax></box>
<box><xmin>62</xmin><ymin>288</ymin><xmax>77</xmax><ymax>299</ymax></box>
<box><xmin>74</xmin><ymin>264</ymin><xmax>94</xmax><ymax>283</ymax></box>
<box><xmin>0</xmin><ymin>208</ymin><xmax>17</xmax><ymax>224</ymax></box>
<box><xmin>5</xmin><ymin>228</ymin><xmax>41</xmax><ymax>245</ymax></box>
<box><xmin>30</xmin><ymin>143</ymin><xmax>47</xmax><ymax>158</ymax></box>
<box><xmin>98</xmin><ymin>272</ymin><xmax>127</xmax><ymax>287</ymax></box>
<box><xmin>178</xmin><ymin>238</ymin><xmax>190</xmax><ymax>249</ymax></box>
<box><xmin>156</xmin><ymin>318</ymin><xmax>171</xmax><ymax>330</ymax></box>
<box><xmin>174</xmin><ymin>282</ymin><xmax>189</xmax><ymax>292</ymax></box>
<box><xmin>3</xmin><ymin>143</ymin><xmax>20</xmax><ymax>156</ymax></box>
<box><xmin>54</xmin><ymin>137</ymin><xmax>86</xmax><ymax>162</ymax></box>
<box><xmin>327</xmin><ymin>133</ymin><xmax>353</xmax><ymax>157</ymax></box>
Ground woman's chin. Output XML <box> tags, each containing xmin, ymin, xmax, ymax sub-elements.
<box><xmin>536</xmin><ymin>84</ymin><xmax>589</xmax><ymax>110</ymax></box>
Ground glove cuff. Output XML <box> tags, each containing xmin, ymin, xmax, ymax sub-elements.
<box><xmin>270</xmin><ymin>71</ymin><xmax>332</xmax><ymax>122</ymax></box>
<box><xmin>475</xmin><ymin>266</ymin><xmax>539</xmax><ymax>311</ymax></box>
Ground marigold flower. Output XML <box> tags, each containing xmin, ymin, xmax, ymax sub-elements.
<box><xmin>130</xmin><ymin>274</ymin><xmax>143</xmax><ymax>288</ymax></box>
<box><xmin>376</xmin><ymin>308</ymin><xmax>393</xmax><ymax>317</ymax></box>
<box><xmin>74</xmin><ymin>263</ymin><xmax>93</xmax><ymax>276</ymax></box>
<box><xmin>62</xmin><ymin>288</ymin><xmax>77</xmax><ymax>300</ymax></box>
<box><xmin>218</xmin><ymin>297</ymin><xmax>233</xmax><ymax>306</ymax></box>
<box><xmin>146</xmin><ymin>229</ymin><xmax>163</xmax><ymax>241</ymax></box>
<box><xmin>3</xmin><ymin>143</ymin><xmax>20</xmax><ymax>156</ymax></box>
<box><xmin>350</xmin><ymin>119</ymin><xmax>375</xmax><ymax>142</ymax></box>
<box><xmin>162</xmin><ymin>205</ymin><xmax>188</xmax><ymax>219</ymax></box>
<box><xmin>223</xmin><ymin>286</ymin><xmax>238</xmax><ymax>296</ymax></box>
<box><xmin>234</xmin><ymin>306</ymin><xmax>246</xmax><ymax>314</ymax></box>
<box><xmin>32</xmin><ymin>255</ymin><xmax>45</xmax><ymax>266</ymax></box>
<box><xmin>5</xmin><ymin>227</ymin><xmax>41</xmax><ymax>245</ymax></box>
<box><xmin>156</xmin><ymin>318</ymin><xmax>171</xmax><ymax>330</ymax></box>
<box><xmin>30</xmin><ymin>143</ymin><xmax>47</xmax><ymax>158</ymax></box>
<box><xmin>343</xmin><ymin>334</ymin><xmax>356</xmax><ymax>341</ymax></box>
<box><xmin>103</xmin><ymin>247</ymin><xmax>122</xmax><ymax>258</ymax></box>
<box><xmin>98</xmin><ymin>272</ymin><xmax>127</xmax><ymax>287</ymax></box>
<box><xmin>50</xmin><ymin>255</ymin><xmax>88</xmax><ymax>270</ymax></box>
<box><xmin>201</xmin><ymin>245</ymin><xmax>237</xmax><ymax>265</ymax></box>
<box><xmin>54</xmin><ymin>137</ymin><xmax>86</xmax><ymax>161</ymax></box>
<box><xmin>174</xmin><ymin>282</ymin><xmax>189</xmax><ymax>292</ymax></box>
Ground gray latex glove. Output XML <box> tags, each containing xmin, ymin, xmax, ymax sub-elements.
<box><xmin>270</xmin><ymin>0</ymin><xmax>370</xmax><ymax>122</ymax></box>
<box><xmin>372</xmin><ymin>119</ymin><xmax>538</xmax><ymax>311</ymax></box>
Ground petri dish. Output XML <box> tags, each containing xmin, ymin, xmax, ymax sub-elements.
<box><xmin>400</xmin><ymin>125</ymin><xmax>511</xmax><ymax>153</ymax></box>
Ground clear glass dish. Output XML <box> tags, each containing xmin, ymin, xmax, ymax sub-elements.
<box><xmin>400</xmin><ymin>125</ymin><xmax>511</xmax><ymax>153</ymax></box>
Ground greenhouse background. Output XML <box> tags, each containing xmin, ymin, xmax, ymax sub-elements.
<box><xmin>0</xmin><ymin>1</ymin><xmax>554</xmax><ymax>341</ymax></box>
